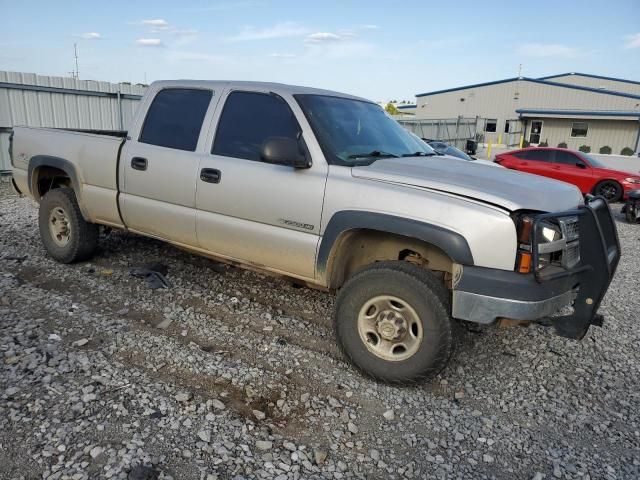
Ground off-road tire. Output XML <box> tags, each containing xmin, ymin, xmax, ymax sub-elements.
<box><xmin>334</xmin><ymin>261</ymin><xmax>453</xmax><ymax>384</ymax></box>
<box><xmin>38</xmin><ymin>188</ymin><xmax>98</xmax><ymax>263</ymax></box>
<box><xmin>593</xmin><ymin>180</ymin><xmax>622</xmax><ymax>203</ymax></box>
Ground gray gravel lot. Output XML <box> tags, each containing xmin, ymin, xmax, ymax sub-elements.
<box><xmin>1</xmin><ymin>179</ymin><xmax>639</xmax><ymax>480</ymax></box>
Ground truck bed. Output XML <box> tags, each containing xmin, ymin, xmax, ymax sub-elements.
<box><xmin>11</xmin><ymin>126</ymin><xmax>126</xmax><ymax>228</ymax></box>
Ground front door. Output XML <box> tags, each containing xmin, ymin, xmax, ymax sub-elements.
<box><xmin>195</xmin><ymin>90</ymin><xmax>327</xmax><ymax>280</ymax></box>
<box><xmin>529</xmin><ymin>120</ymin><xmax>543</xmax><ymax>145</ymax></box>
<box><xmin>552</xmin><ymin>150</ymin><xmax>594</xmax><ymax>193</ymax></box>
<box><xmin>119</xmin><ymin>87</ymin><xmax>214</xmax><ymax>246</ymax></box>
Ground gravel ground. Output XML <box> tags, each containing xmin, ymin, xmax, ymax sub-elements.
<box><xmin>1</xmin><ymin>178</ymin><xmax>639</xmax><ymax>480</ymax></box>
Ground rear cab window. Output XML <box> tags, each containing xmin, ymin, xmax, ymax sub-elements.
<box><xmin>139</xmin><ymin>88</ymin><xmax>213</xmax><ymax>151</ymax></box>
<box><xmin>212</xmin><ymin>91</ymin><xmax>301</xmax><ymax>162</ymax></box>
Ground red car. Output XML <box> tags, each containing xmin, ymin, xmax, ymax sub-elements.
<box><xmin>495</xmin><ymin>147</ymin><xmax>640</xmax><ymax>202</ymax></box>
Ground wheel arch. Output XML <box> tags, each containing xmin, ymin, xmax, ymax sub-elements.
<box><xmin>28</xmin><ymin>156</ymin><xmax>89</xmax><ymax>219</ymax></box>
<box><xmin>317</xmin><ymin>211</ymin><xmax>474</xmax><ymax>289</ymax></box>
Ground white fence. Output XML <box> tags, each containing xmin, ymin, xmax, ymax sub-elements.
<box><xmin>0</xmin><ymin>71</ymin><xmax>146</xmax><ymax>172</ymax></box>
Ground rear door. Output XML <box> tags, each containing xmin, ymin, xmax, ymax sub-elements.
<box><xmin>195</xmin><ymin>90</ymin><xmax>328</xmax><ymax>280</ymax></box>
<box><xmin>119</xmin><ymin>87</ymin><xmax>214</xmax><ymax>246</ymax></box>
<box><xmin>552</xmin><ymin>150</ymin><xmax>594</xmax><ymax>193</ymax></box>
<box><xmin>512</xmin><ymin>149</ymin><xmax>554</xmax><ymax>177</ymax></box>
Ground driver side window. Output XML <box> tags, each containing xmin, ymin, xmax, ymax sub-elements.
<box><xmin>212</xmin><ymin>91</ymin><xmax>301</xmax><ymax>162</ymax></box>
<box><xmin>554</xmin><ymin>151</ymin><xmax>582</xmax><ymax>166</ymax></box>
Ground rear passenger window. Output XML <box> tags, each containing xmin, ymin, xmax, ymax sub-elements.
<box><xmin>212</xmin><ymin>91</ymin><xmax>301</xmax><ymax>161</ymax></box>
<box><xmin>139</xmin><ymin>88</ymin><xmax>212</xmax><ymax>151</ymax></box>
<box><xmin>516</xmin><ymin>150</ymin><xmax>552</xmax><ymax>162</ymax></box>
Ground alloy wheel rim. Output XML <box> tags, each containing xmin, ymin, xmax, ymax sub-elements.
<box><xmin>357</xmin><ymin>295</ymin><xmax>423</xmax><ymax>361</ymax></box>
<box><xmin>599</xmin><ymin>184</ymin><xmax>617</xmax><ymax>200</ymax></box>
<box><xmin>48</xmin><ymin>207</ymin><xmax>71</xmax><ymax>247</ymax></box>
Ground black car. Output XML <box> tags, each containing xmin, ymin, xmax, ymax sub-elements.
<box><xmin>424</xmin><ymin>140</ymin><xmax>474</xmax><ymax>161</ymax></box>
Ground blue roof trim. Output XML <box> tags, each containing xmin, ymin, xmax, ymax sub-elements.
<box><xmin>525</xmin><ymin>77</ymin><xmax>640</xmax><ymax>99</ymax></box>
<box><xmin>397</xmin><ymin>104</ymin><xmax>416</xmax><ymax>109</ymax></box>
<box><xmin>516</xmin><ymin>108</ymin><xmax>640</xmax><ymax>118</ymax></box>
<box><xmin>415</xmin><ymin>77</ymin><xmax>640</xmax><ymax>100</ymax></box>
<box><xmin>416</xmin><ymin>77</ymin><xmax>520</xmax><ymax>97</ymax></box>
<box><xmin>537</xmin><ymin>72</ymin><xmax>640</xmax><ymax>87</ymax></box>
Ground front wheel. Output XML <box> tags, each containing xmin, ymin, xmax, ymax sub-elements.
<box><xmin>593</xmin><ymin>180</ymin><xmax>622</xmax><ymax>203</ymax></box>
<box><xmin>333</xmin><ymin>261</ymin><xmax>453</xmax><ymax>384</ymax></box>
<box><xmin>38</xmin><ymin>188</ymin><xmax>98</xmax><ymax>263</ymax></box>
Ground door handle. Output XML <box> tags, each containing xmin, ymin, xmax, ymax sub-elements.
<box><xmin>200</xmin><ymin>168</ymin><xmax>221</xmax><ymax>184</ymax></box>
<box><xmin>131</xmin><ymin>157</ymin><xmax>148</xmax><ymax>171</ymax></box>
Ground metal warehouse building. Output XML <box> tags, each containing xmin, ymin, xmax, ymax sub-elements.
<box><xmin>0</xmin><ymin>71</ymin><xmax>146</xmax><ymax>172</ymax></box>
<box><xmin>413</xmin><ymin>73</ymin><xmax>640</xmax><ymax>155</ymax></box>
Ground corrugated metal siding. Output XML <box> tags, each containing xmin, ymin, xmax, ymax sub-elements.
<box><xmin>0</xmin><ymin>71</ymin><xmax>146</xmax><ymax>171</ymax></box>
<box><xmin>0</xmin><ymin>132</ymin><xmax>11</xmax><ymax>173</ymax></box>
<box><xmin>546</xmin><ymin>74</ymin><xmax>640</xmax><ymax>96</ymax></box>
<box><xmin>524</xmin><ymin>118</ymin><xmax>639</xmax><ymax>154</ymax></box>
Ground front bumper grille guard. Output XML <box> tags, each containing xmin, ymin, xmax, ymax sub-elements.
<box><xmin>532</xmin><ymin>196</ymin><xmax>621</xmax><ymax>339</ymax></box>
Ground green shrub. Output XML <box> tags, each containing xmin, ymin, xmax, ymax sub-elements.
<box><xmin>599</xmin><ymin>145</ymin><xmax>612</xmax><ymax>154</ymax></box>
<box><xmin>621</xmin><ymin>147</ymin><xmax>634</xmax><ymax>156</ymax></box>
<box><xmin>539</xmin><ymin>139</ymin><xmax>549</xmax><ymax>147</ymax></box>
<box><xmin>578</xmin><ymin>145</ymin><xmax>591</xmax><ymax>153</ymax></box>
<box><xmin>557</xmin><ymin>142</ymin><xmax>568</xmax><ymax>148</ymax></box>
<box><xmin>522</xmin><ymin>139</ymin><xmax>530</xmax><ymax>148</ymax></box>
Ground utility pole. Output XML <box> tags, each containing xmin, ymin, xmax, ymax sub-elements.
<box><xmin>73</xmin><ymin>43</ymin><xmax>79</xmax><ymax>79</ymax></box>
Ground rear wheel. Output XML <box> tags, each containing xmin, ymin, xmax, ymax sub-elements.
<box><xmin>333</xmin><ymin>261</ymin><xmax>453</xmax><ymax>384</ymax></box>
<box><xmin>593</xmin><ymin>180</ymin><xmax>622</xmax><ymax>203</ymax></box>
<box><xmin>38</xmin><ymin>188</ymin><xmax>98</xmax><ymax>263</ymax></box>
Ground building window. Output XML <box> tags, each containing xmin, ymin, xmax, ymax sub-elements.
<box><xmin>570</xmin><ymin>122</ymin><xmax>588</xmax><ymax>138</ymax></box>
<box><xmin>504</xmin><ymin>121</ymin><xmax>510</xmax><ymax>133</ymax></box>
<box><xmin>484</xmin><ymin>119</ymin><xmax>497</xmax><ymax>133</ymax></box>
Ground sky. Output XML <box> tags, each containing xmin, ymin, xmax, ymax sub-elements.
<box><xmin>1</xmin><ymin>0</ymin><xmax>639</xmax><ymax>102</ymax></box>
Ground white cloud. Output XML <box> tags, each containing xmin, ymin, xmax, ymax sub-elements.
<box><xmin>227</xmin><ymin>22</ymin><xmax>308</xmax><ymax>41</ymax></box>
<box><xmin>360</xmin><ymin>24</ymin><xmax>380</xmax><ymax>29</ymax></box>
<box><xmin>305</xmin><ymin>32</ymin><xmax>344</xmax><ymax>43</ymax></box>
<box><xmin>516</xmin><ymin>43</ymin><xmax>578</xmax><ymax>57</ymax></box>
<box><xmin>77</xmin><ymin>32</ymin><xmax>101</xmax><ymax>40</ymax></box>
<box><xmin>268</xmin><ymin>53</ymin><xmax>297</xmax><ymax>58</ymax></box>
<box><xmin>142</xmin><ymin>19</ymin><xmax>169</xmax><ymax>28</ymax></box>
<box><xmin>624</xmin><ymin>33</ymin><xmax>640</xmax><ymax>49</ymax></box>
<box><xmin>135</xmin><ymin>38</ymin><xmax>163</xmax><ymax>47</ymax></box>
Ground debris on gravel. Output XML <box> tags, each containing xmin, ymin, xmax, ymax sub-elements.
<box><xmin>1</xmin><ymin>180</ymin><xmax>639</xmax><ymax>479</ymax></box>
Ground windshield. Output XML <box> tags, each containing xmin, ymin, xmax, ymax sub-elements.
<box><xmin>295</xmin><ymin>94</ymin><xmax>436</xmax><ymax>165</ymax></box>
<box><xmin>578</xmin><ymin>151</ymin><xmax>607</xmax><ymax>168</ymax></box>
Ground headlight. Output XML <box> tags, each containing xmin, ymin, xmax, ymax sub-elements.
<box><xmin>536</xmin><ymin>221</ymin><xmax>562</xmax><ymax>269</ymax></box>
<box><xmin>537</xmin><ymin>221</ymin><xmax>561</xmax><ymax>243</ymax></box>
<box><xmin>514</xmin><ymin>215</ymin><xmax>580</xmax><ymax>273</ymax></box>
<box><xmin>623</xmin><ymin>177</ymin><xmax>640</xmax><ymax>184</ymax></box>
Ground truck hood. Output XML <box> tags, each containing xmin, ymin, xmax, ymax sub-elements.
<box><xmin>351</xmin><ymin>156</ymin><xmax>584</xmax><ymax>212</ymax></box>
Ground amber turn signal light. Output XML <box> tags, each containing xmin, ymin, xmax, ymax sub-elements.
<box><xmin>517</xmin><ymin>252</ymin><xmax>532</xmax><ymax>273</ymax></box>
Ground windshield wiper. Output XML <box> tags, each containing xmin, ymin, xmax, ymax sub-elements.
<box><xmin>401</xmin><ymin>151</ymin><xmax>437</xmax><ymax>157</ymax></box>
<box><xmin>347</xmin><ymin>151</ymin><xmax>399</xmax><ymax>159</ymax></box>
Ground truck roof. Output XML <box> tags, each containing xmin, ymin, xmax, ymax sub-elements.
<box><xmin>149</xmin><ymin>80</ymin><xmax>370</xmax><ymax>102</ymax></box>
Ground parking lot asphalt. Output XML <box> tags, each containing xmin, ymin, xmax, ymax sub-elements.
<box><xmin>1</xmin><ymin>179</ymin><xmax>639</xmax><ymax>479</ymax></box>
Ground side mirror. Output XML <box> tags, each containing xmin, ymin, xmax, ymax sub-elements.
<box><xmin>575</xmin><ymin>162</ymin><xmax>587</xmax><ymax>169</ymax></box>
<box><xmin>261</xmin><ymin>137</ymin><xmax>311</xmax><ymax>169</ymax></box>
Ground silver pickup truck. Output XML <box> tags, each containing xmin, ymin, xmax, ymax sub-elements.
<box><xmin>9</xmin><ymin>80</ymin><xmax>620</xmax><ymax>384</ymax></box>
